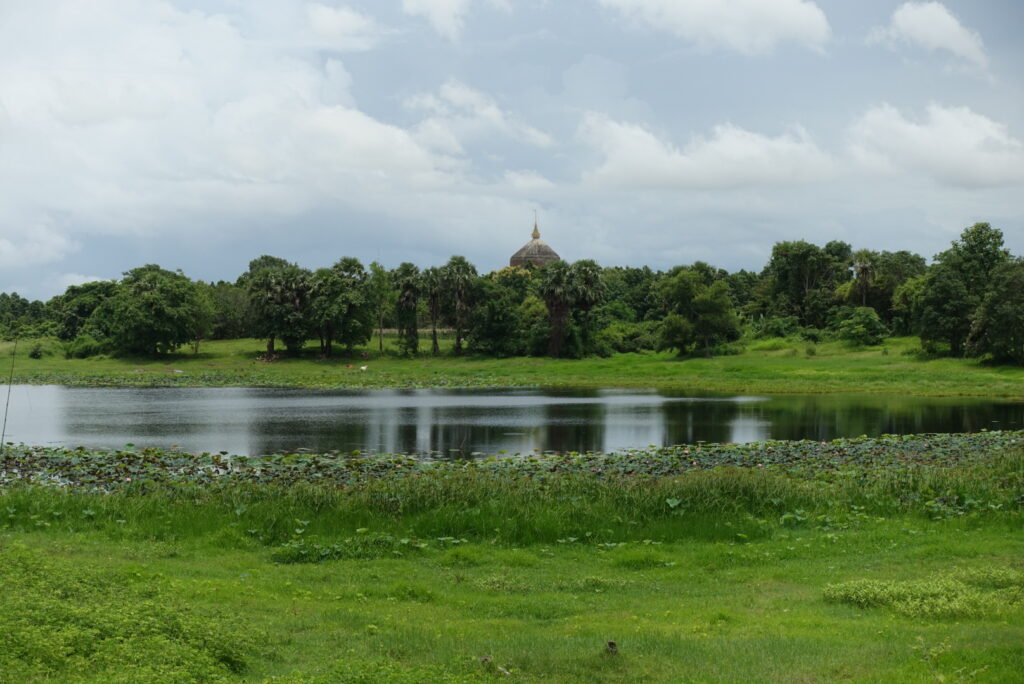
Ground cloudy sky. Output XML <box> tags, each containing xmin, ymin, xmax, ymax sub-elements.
<box><xmin>1</xmin><ymin>0</ymin><xmax>1022</xmax><ymax>299</ymax></box>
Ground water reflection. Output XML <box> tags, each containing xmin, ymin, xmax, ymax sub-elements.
<box><xmin>0</xmin><ymin>385</ymin><xmax>1019</xmax><ymax>456</ymax></box>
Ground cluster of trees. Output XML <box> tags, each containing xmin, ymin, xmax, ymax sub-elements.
<box><xmin>2</xmin><ymin>223</ymin><xmax>1021</xmax><ymax>364</ymax></box>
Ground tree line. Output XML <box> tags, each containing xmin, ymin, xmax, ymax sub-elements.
<box><xmin>1</xmin><ymin>222</ymin><xmax>1021</xmax><ymax>364</ymax></box>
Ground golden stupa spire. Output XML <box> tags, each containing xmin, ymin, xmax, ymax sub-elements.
<box><xmin>532</xmin><ymin>210</ymin><xmax>540</xmax><ymax>239</ymax></box>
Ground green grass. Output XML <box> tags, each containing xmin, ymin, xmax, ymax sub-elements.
<box><xmin>2</xmin><ymin>439</ymin><xmax>1022</xmax><ymax>682</ymax></box>
<box><xmin>5</xmin><ymin>335</ymin><xmax>1024</xmax><ymax>398</ymax></box>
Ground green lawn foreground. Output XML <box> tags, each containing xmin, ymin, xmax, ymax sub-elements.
<box><xmin>2</xmin><ymin>436</ymin><xmax>1022</xmax><ymax>683</ymax></box>
<box><xmin>3</xmin><ymin>521</ymin><xmax>1022</xmax><ymax>683</ymax></box>
<box><xmin>5</xmin><ymin>335</ymin><xmax>1024</xmax><ymax>398</ymax></box>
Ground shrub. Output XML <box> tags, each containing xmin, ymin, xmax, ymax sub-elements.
<box><xmin>751</xmin><ymin>316</ymin><xmax>800</xmax><ymax>339</ymax></box>
<box><xmin>836</xmin><ymin>307</ymin><xmax>888</xmax><ymax>346</ymax></box>
<box><xmin>27</xmin><ymin>343</ymin><xmax>43</xmax><ymax>359</ymax></box>
<box><xmin>63</xmin><ymin>334</ymin><xmax>105</xmax><ymax>359</ymax></box>
<box><xmin>600</xmin><ymin>320</ymin><xmax>660</xmax><ymax>353</ymax></box>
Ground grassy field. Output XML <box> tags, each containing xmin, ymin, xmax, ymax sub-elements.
<box><xmin>4</xmin><ymin>335</ymin><xmax>1024</xmax><ymax>398</ymax></box>
<box><xmin>2</xmin><ymin>435</ymin><xmax>1022</xmax><ymax>682</ymax></box>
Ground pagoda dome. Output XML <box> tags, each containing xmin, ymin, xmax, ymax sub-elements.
<box><xmin>510</xmin><ymin>222</ymin><xmax>560</xmax><ymax>268</ymax></box>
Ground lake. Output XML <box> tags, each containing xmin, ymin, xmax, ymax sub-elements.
<box><xmin>1</xmin><ymin>385</ymin><xmax>1021</xmax><ymax>456</ymax></box>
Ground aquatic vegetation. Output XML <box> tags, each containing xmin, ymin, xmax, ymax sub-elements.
<box><xmin>2</xmin><ymin>430</ymin><xmax>1020</xmax><ymax>492</ymax></box>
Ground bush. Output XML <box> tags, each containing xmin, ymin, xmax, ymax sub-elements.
<box><xmin>836</xmin><ymin>307</ymin><xmax>888</xmax><ymax>346</ymax></box>
<box><xmin>63</xmin><ymin>334</ymin><xmax>105</xmax><ymax>359</ymax></box>
<box><xmin>751</xmin><ymin>316</ymin><xmax>800</xmax><ymax>339</ymax></box>
<box><xmin>799</xmin><ymin>327</ymin><xmax>825</xmax><ymax>343</ymax></box>
<box><xmin>27</xmin><ymin>343</ymin><xmax>43</xmax><ymax>359</ymax></box>
<box><xmin>600</xmin><ymin>320</ymin><xmax>660</xmax><ymax>353</ymax></box>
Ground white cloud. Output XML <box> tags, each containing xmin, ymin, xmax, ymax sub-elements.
<box><xmin>868</xmin><ymin>2</ymin><xmax>988</xmax><ymax>71</ymax></box>
<box><xmin>0</xmin><ymin>0</ymin><xmax>462</xmax><ymax>249</ymax></box>
<box><xmin>55</xmin><ymin>273</ymin><xmax>112</xmax><ymax>291</ymax></box>
<box><xmin>847</xmin><ymin>103</ymin><xmax>1024</xmax><ymax>188</ymax></box>
<box><xmin>406</xmin><ymin>79</ymin><xmax>553</xmax><ymax>148</ymax></box>
<box><xmin>0</xmin><ymin>221</ymin><xmax>77</xmax><ymax>269</ymax></box>
<box><xmin>402</xmin><ymin>0</ymin><xmax>471</xmax><ymax>42</ymax></box>
<box><xmin>305</xmin><ymin>3</ymin><xmax>384</xmax><ymax>51</ymax></box>
<box><xmin>579</xmin><ymin>114</ymin><xmax>836</xmax><ymax>189</ymax></box>
<box><xmin>594</xmin><ymin>0</ymin><xmax>831</xmax><ymax>54</ymax></box>
<box><xmin>504</xmin><ymin>170</ymin><xmax>556</xmax><ymax>192</ymax></box>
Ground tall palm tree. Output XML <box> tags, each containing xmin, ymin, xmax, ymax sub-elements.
<box><xmin>852</xmin><ymin>249</ymin><xmax>877</xmax><ymax>307</ymax></box>
<box><xmin>393</xmin><ymin>263</ymin><xmax>420</xmax><ymax>356</ymax></box>
<box><xmin>538</xmin><ymin>260</ymin><xmax>574</xmax><ymax>357</ymax></box>
<box><xmin>421</xmin><ymin>267</ymin><xmax>443</xmax><ymax>355</ymax></box>
<box><xmin>442</xmin><ymin>256</ymin><xmax>478</xmax><ymax>355</ymax></box>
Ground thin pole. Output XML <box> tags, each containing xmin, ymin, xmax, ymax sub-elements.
<box><xmin>1</xmin><ymin>338</ymin><xmax>16</xmax><ymax>451</ymax></box>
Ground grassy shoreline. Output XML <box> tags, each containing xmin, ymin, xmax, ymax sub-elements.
<box><xmin>2</xmin><ymin>433</ymin><xmax>1022</xmax><ymax>682</ymax></box>
<box><xmin>3</xmin><ymin>336</ymin><xmax>1024</xmax><ymax>399</ymax></box>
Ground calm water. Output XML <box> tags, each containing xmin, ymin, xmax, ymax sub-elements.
<box><xmin>1</xmin><ymin>385</ymin><xmax>1021</xmax><ymax>456</ymax></box>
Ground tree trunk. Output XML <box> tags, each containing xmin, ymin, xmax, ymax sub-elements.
<box><xmin>266</xmin><ymin>337</ymin><xmax>275</xmax><ymax>355</ymax></box>
<box><xmin>547</xmin><ymin>306</ymin><xmax>567</xmax><ymax>357</ymax></box>
<box><xmin>430</xmin><ymin>313</ymin><xmax>439</xmax><ymax>355</ymax></box>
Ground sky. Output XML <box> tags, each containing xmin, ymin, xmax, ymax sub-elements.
<box><xmin>1</xmin><ymin>0</ymin><xmax>1022</xmax><ymax>299</ymax></box>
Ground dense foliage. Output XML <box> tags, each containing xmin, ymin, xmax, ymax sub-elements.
<box><xmin>2</xmin><ymin>222</ymin><xmax>1022</xmax><ymax>364</ymax></box>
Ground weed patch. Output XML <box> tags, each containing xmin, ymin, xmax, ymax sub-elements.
<box><xmin>824</xmin><ymin>568</ymin><xmax>1024</xmax><ymax>619</ymax></box>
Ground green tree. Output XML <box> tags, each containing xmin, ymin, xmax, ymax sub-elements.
<box><xmin>538</xmin><ymin>261</ymin><xmax>575</xmax><ymax>358</ymax></box>
<box><xmin>763</xmin><ymin>240</ymin><xmax>850</xmax><ymax>328</ymax></box>
<box><xmin>49</xmin><ymin>281</ymin><xmax>118</xmax><ymax>341</ymax></box>
<box><xmin>333</xmin><ymin>257</ymin><xmax>374</xmax><ymax>353</ymax></box>
<box><xmin>850</xmin><ymin>249</ymin><xmax>877</xmax><ymax>307</ymax></box>
<box><xmin>918</xmin><ymin>264</ymin><xmax>974</xmax><ymax>356</ymax></box>
<box><xmin>968</xmin><ymin>260</ymin><xmax>1024</xmax><ymax>364</ymax></box>
<box><xmin>244</xmin><ymin>258</ymin><xmax>312</xmax><ymax>355</ymax></box>
<box><xmin>657</xmin><ymin>269</ymin><xmax>740</xmax><ymax>355</ymax></box>
<box><xmin>441</xmin><ymin>256</ymin><xmax>478</xmax><ymax>355</ymax></box>
<box><xmin>309</xmin><ymin>258</ymin><xmax>371</xmax><ymax>357</ymax></box>
<box><xmin>658</xmin><ymin>314</ymin><xmax>695</xmax><ymax>355</ymax></box>
<box><xmin>367</xmin><ymin>261</ymin><xmax>393</xmax><ymax>354</ymax></box>
<box><xmin>392</xmin><ymin>263</ymin><xmax>420</xmax><ymax>356</ymax></box>
<box><xmin>919</xmin><ymin>223</ymin><xmax>1010</xmax><ymax>356</ymax></box>
<box><xmin>891</xmin><ymin>274</ymin><xmax>927</xmax><ymax>336</ymax></box>
<box><xmin>88</xmin><ymin>265</ymin><xmax>212</xmax><ymax>355</ymax></box>
<box><xmin>467</xmin><ymin>277</ymin><xmax>524</xmax><ymax>357</ymax></box>
<box><xmin>201</xmin><ymin>281</ymin><xmax>253</xmax><ymax>340</ymax></box>
<box><xmin>938</xmin><ymin>222</ymin><xmax>1010</xmax><ymax>295</ymax></box>
<box><xmin>836</xmin><ymin>307</ymin><xmax>888</xmax><ymax>346</ymax></box>
<box><xmin>569</xmin><ymin>259</ymin><xmax>607</xmax><ymax>356</ymax></box>
<box><xmin>420</xmin><ymin>267</ymin><xmax>443</xmax><ymax>355</ymax></box>
<box><xmin>537</xmin><ymin>260</ymin><xmax>606</xmax><ymax>358</ymax></box>
<box><xmin>309</xmin><ymin>267</ymin><xmax>345</xmax><ymax>356</ymax></box>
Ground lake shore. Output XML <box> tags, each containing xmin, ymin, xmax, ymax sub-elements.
<box><xmin>3</xmin><ymin>336</ymin><xmax>1024</xmax><ymax>399</ymax></box>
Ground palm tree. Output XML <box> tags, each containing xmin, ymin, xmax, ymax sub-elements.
<box><xmin>852</xmin><ymin>249</ymin><xmax>877</xmax><ymax>307</ymax></box>
<box><xmin>569</xmin><ymin>259</ymin><xmax>606</xmax><ymax>353</ymax></box>
<box><xmin>538</xmin><ymin>260</ymin><xmax>574</xmax><ymax>357</ymax></box>
<box><xmin>442</xmin><ymin>256</ymin><xmax>478</xmax><ymax>355</ymax></box>
<box><xmin>421</xmin><ymin>267</ymin><xmax>443</xmax><ymax>355</ymax></box>
<box><xmin>367</xmin><ymin>262</ymin><xmax>392</xmax><ymax>354</ymax></box>
<box><xmin>393</xmin><ymin>263</ymin><xmax>420</xmax><ymax>356</ymax></box>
